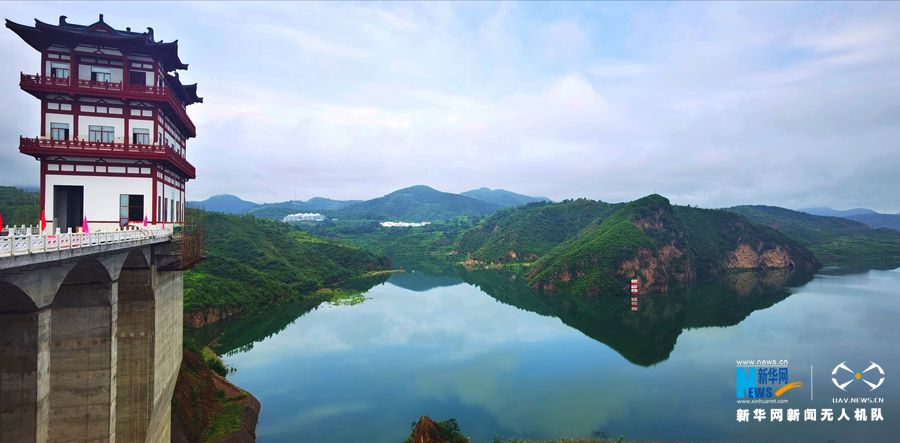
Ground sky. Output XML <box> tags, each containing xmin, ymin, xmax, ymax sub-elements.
<box><xmin>2</xmin><ymin>1</ymin><xmax>899</xmax><ymax>212</ymax></box>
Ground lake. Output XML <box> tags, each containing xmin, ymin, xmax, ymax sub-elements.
<box><xmin>196</xmin><ymin>267</ymin><xmax>900</xmax><ymax>442</ymax></box>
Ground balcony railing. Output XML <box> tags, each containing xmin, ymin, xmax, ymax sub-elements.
<box><xmin>20</xmin><ymin>136</ymin><xmax>196</xmax><ymax>179</ymax></box>
<box><xmin>0</xmin><ymin>226</ymin><xmax>172</xmax><ymax>258</ymax></box>
<box><xmin>20</xmin><ymin>73</ymin><xmax>196</xmax><ymax>136</ymax></box>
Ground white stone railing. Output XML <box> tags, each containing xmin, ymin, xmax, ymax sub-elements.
<box><xmin>0</xmin><ymin>226</ymin><xmax>173</xmax><ymax>257</ymax></box>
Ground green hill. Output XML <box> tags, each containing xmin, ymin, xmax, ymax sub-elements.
<box><xmin>0</xmin><ymin>186</ymin><xmax>40</xmax><ymax>226</ymax></box>
<box><xmin>527</xmin><ymin>195</ymin><xmax>818</xmax><ymax>295</ymax></box>
<box><xmin>460</xmin><ymin>187</ymin><xmax>550</xmax><ymax>208</ymax></box>
<box><xmin>454</xmin><ymin>199</ymin><xmax>620</xmax><ymax>262</ymax></box>
<box><xmin>247</xmin><ymin>197</ymin><xmax>360</xmax><ymax>220</ymax></box>
<box><xmin>725</xmin><ymin>205</ymin><xmax>900</xmax><ymax>267</ymax></box>
<box><xmin>184</xmin><ymin>211</ymin><xmax>391</xmax><ymax>314</ymax></box>
<box><xmin>331</xmin><ymin>185</ymin><xmax>500</xmax><ymax>222</ymax></box>
<box><xmin>187</xmin><ymin>194</ymin><xmax>259</xmax><ymax>214</ymax></box>
<box><xmin>846</xmin><ymin>213</ymin><xmax>900</xmax><ymax>232</ymax></box>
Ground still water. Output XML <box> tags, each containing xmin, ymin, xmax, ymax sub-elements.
<box><xmin>197</xmin><ymin>267</ymin><xmax>900</xmax><ymax>442</ymax></box>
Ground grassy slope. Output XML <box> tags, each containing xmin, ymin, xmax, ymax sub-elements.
<box><xmin>183</xmin><ymin>212</ymin><xmax>390</xmax><ymax>312</ymax></box>
<box><xmin>0</xmin><ymin>186</ymin><xmax>40</xmax><ymax>226</ymax></box>
<box><xmin>454</xmin><ymin>199</ymin><xmax>620</xmax><ymax>263</ymax></box>
<box><xmin>726</xmin><ymin>205</ymin><xmax>900</xmax><ymax>268</ymax></box>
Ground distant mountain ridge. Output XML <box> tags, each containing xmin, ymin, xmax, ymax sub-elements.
<box><xmin>247</xmin><ymin>198</ymin><xmax>361</xmax><ymax>220</ymax></box>
<box><xmin>460</xmin><ymin>187</ymin><xmax>550</xmax><ymax>208</ymax></box>
<box><xmin>799</xmin><ymin>207</ymin><xmax>900</xmax><ymax>232</ymax></box>
<box><xmin>331</xmin><ymin>185</ymin><xmax>500</xmax><ymax>222</ymax></box>
<box><xmin>800</xmin><ymin>207</ymin><xmax>877</xmax><ymax>217</ymax></box>
<box><xmin>186</xmin><ymin>186</ymin><xmax>547</xmax><ymax>221</ymax></box>
<box><xmin>187</xmin><ymin>194</ymin><xmax>259</xmax><ymax>214</ymax></box>
<box><xmin>187</xmin><ymin>195</ymin><xmax>360</xmax><ymax>219</ymax></box>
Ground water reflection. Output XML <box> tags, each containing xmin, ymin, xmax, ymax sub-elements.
<box><xmin>187</xmin><ymin>273</ymin><xmax>389</xmax><ymax>355</ymax></box>
<box><xmin>202</xmin><ymin>266</ymin><xmax>898</xmax><ymax>443</ymax></box>
<box><xmin>461</xmin><ymin>268</ymin><xmax>815</xmax><ymax>366</ymax></box>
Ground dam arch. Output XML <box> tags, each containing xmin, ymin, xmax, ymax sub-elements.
<box><xmin>116</xmin><ymin>249</ymin><xmax>156</xmax><ymax>442</ymax></box>
<box><xmin>47</xmin><ymin>258</ymin><xmax>116</xmax><ymax>442</ymax></box>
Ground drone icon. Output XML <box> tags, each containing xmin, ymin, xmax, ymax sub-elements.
<box><xmin>831</xmin><ymin>362</ymin><xmax>885</xmax><ymax>391</ymax></box>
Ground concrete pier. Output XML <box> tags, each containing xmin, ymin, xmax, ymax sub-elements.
<box><xmin>0</xmin><ymin>242</ymin><xmax>182</xmax><ymax>442</ymax></box>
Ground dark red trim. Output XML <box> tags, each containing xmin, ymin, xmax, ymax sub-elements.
<box><xmin>40</xmin><ymin>161</ymin><xmax>46</xmax><ymax>214</ymax></box>
<box><xmin>83</xmin><ymin>220</ymin><xmax>144</xmax><ymax>224</ymax></box>
<box><xmin>40</xmin><ymin>100</ymin><xmax>47</xmax><ymax>137</ymax></box>
<box><xmin>46</xmin><ymin>170</ymin><xmax>153</xmax><ymax>179</ymax></box>
<box><xmin>43</xmin><ymin>103</ymin><xmax>155</xmax><ymax>121</ymax></box>
<box><xmin>152</xmin><ymin>109</ymin><xmax>158</xmax><ymax>144</ymax></box>
<box><xmin>20</xmin><ymin>137</ymin><xmax>195</xmax><ymax>178</ymax></box>
<box><xmin>71</xmin><ymin>96</ymin><xmax>79</xmax><ymax>139</ymax></box>
<box><xmin>123</xmin><ymin>104</ymin><xmax>130</xmax><ymax>147</ymax></box>
<box><xmin>151</xmin><ymin>164</ymin><xmax>158</xmax><ymax>224</ymax></box>
<box><xmin>20</xmin><ymin>73</ymin><xmax>196</xmax><ymax>137</ymax></box>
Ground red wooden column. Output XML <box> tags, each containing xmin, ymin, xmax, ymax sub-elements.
<box><xmin>72</xmin><ymin>95</ymin><xmax>80</xmax><ymax>140</ymax></box>
<box><xmin>40</xmin><ymin>51</ymin><xmax>47</xmax><ymax>137</ymax></box>
<box><xmin>151</xmin><ymin>165</ymin><xmax>157</xmax><ymax>224</ymax></box>
<box><xmin>123</xmin><ymin>51</ymin><xmax>130</xmax><ymax>146</ymax></box>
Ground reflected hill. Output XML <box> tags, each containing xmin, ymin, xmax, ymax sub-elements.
<box><xmin>186</xmin><ymin>273</ymin><xmax>390</xmax><ymax>355</ymax></box>
<box><xmin>461</xmin><ymin>268</ymin><xmax>814</xmax><ymax>366</ymax></box>
<box><xmin>387</xmin><ymin>258</ymin><xmax>467</xmax><ymax>292</ymax></box>
<box><xmin>387</xmin><ymin>271</ymin><xmax>465</xmax><ymax>292</ymax></box>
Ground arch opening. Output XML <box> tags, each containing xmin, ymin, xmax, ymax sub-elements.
<box><xmin>0</xmin><ymin>281</ymin><xmax>44</xmax><ymax>442</ymax></box>
<box><xmin>48</xmin><ymin>258</ymin><xmax>115</xmax><ymax>441</ymax></box>
<box><xmin>116</xmin><ymin>249</ymin><xmax>155</xmax><ymax>441</ymax></box>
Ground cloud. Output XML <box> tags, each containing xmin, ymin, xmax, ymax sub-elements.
<box><xmin>1</xmin><ymin>2</ymin><xmax>899</xmax><ymax>212</ymax></box>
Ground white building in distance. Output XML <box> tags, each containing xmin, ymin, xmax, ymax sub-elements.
<box><xmin>283</xmin><ymin>212</ymin><xmax>325</xmax><ymax>222</ymax></box>
<box><xmin>380</xmin><ymin>221</ymin><xmax>431</xmax><ymax>227</ymax></box>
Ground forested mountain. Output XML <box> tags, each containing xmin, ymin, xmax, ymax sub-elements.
<box><xmin>460</xmin><ymin>187</ymin><xmax>550</xmax><ymax>208</ymax></box>
<box><xmin>0</xmin><ymin>186</ymin><xmax>39</xmax><ymax>226</ymax></box>
<box><xmin>184</xmin><ymin>211</ymin><xmax>391</xmax><ymax>322</ymax></box>
<box><xmin>526</xmin><ymin>195</ymin><xmax>817</xmax><ymax>295</ymax></box>
<box><xmin>726</xmin><ymin>205</ymin><xmax>900</xmax><ymax>267</ymax></box>
<box><xmin>800</xmin><ymin>207</ymin><xmax>877</xmax><ymax>217</ymax></box>
<box><xmin>454</xmin><ymin>199</ymin><xmax>620</xmax><ymax>262</ymax></box>
<box><xmin>187</xmin><ymin>194</ymin><xmax>259</xmax><ymax>214</ymax></box>
<box><xmin>846</xmin><ymin>213</ymin><xmax>900</xmax><ymax>231</ymax></box>
<box><xmin>247</xmin><ymin>198</ymin><xmax>360</xmax><ymax>220</ymax></box>
<box><xmin>330</xmin><ymin>185</ymin><xmax>500</xmax><ymax>222</ymax></box>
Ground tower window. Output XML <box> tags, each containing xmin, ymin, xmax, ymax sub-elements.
<box><xmin>119</xmin><ymin>194</ymin><xmax>144</xmax><ymax>225</ymax></box>
<box><xmin>50</xmin><ymin>122</ymin><xmax>70</xmax><ymax>140</ymax></box>
<box><xmin>88</xmin><ymin>125</ymin><xmax>115</xmax><ymax>143</ymax></box>
<box><xmin>50</xmin><ymin>62</ymin><xmax>69</xmax><ymax>79</ymax></box>
<box><xmin>129</xmin><ymin>71</ymin><xmax>147</xmax><ymax>86</ymax></box>
<box><xmin>90</xmin><ymin>66</ymin><xmax>112</xmax><ymax>83</ymax></box>
<box><xmin>132</xmin><ymin>128</ymin><xmax>150</xmax><ymax>145</ymax></box>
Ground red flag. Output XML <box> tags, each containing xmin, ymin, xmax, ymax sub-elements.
<box><xmin>0</xmin><ymin>212</ymin><xmax>3</xmax><ymax>230</ymax></box>
<box><xmin>82</xmin><ymin>216</ymin><xmax>90</xmax><ymax>234</ymax></box>
<box><xmin>143</xmin><ymin>215</ymin><xmax>149</xmax><ymax>227</ymax></box>
<box><xmin>40</xmin><ymin>210</ymin><xmax>47</xmax><ymax>232</ymax></box>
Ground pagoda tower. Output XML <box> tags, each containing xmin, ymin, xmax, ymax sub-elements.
<box><xmin>6</xmin><ymin>14</ymin><xmax>201</xmax><ymax>232</ymax></box>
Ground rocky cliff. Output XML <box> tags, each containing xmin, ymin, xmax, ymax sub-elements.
<box><xmin>171</xmin><ymin>347</ymin><xmax>260</xmax><ymax>442</ymax></box>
